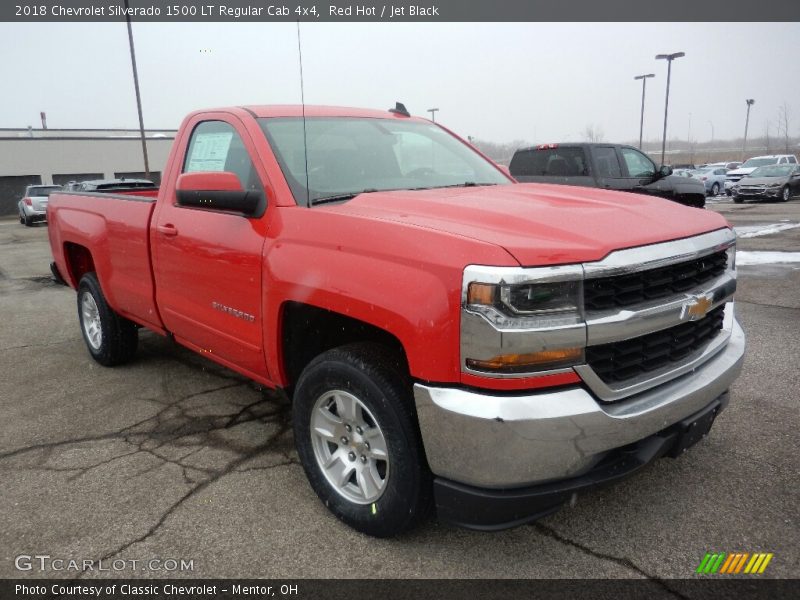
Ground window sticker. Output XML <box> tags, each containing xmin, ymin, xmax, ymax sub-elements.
<box><xmin>186</xmin><ymin>131</ymin><xmax>233</xmax><ymax>172</ymax></box>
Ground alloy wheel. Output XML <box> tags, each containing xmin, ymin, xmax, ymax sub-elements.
<box><xmin>310</xmin><ymin>389</ymin><xmax>389</xmax><ymax>504</ymax></box>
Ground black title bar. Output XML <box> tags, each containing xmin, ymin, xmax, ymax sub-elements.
<box><xmin>2</xmin><ymin>579</ymin><xmax>799</xmax><ymax>600</ymax></box>
<box><xmin>3</xmin><ymin>0</ymin><xmax>800</xmax><ymax>22</ymax></box>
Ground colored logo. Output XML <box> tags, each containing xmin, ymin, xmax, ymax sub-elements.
<box><xmin>682</xmin><ymin>294</ymin><xmax>713</xmax><ymax>321</ymax></box>
<box><xmin>696</xmin><ymin>552</ymin><xmax>774</xmax><ymax>575</ymax></box>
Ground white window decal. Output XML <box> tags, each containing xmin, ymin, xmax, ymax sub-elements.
<box><xmin>186</xmin><ymin>131</ymin><xmax>233</xmax><ymax>172</ymax></box>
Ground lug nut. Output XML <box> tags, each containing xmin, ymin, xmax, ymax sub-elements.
<box><xmin>356</xmin><ymin>426</ymin><xmax>363</xmax><ymax>434</ymax></box>
<box><xmin>340</xmin><ymin>436</ymin><xmax>349</xmax><ymax>445</ymax></box>
<box><xmin>345</xmin><ymin>424</ymin><xmax>352</xmax><ymax>432</ymax></box>
<box><xmin>360</xmin><ymin>455</ymin><xmax>367</xmax><ymax>463</ymax></box>
<box><xmin>348</xmin><ymin>452</ymin><xmax>356</xmax><ymax>461</ymax></box>
<box><xmin>364</xmin><ymin>442</ymin><xmax>370</xmax><ymax>450</ymax></box>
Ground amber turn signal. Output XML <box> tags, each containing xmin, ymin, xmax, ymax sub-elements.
<box><xmin>467</xmin><ymin>282</ymin><xmax>496</xmax><ymax>305</ymax></box>
<box><xmin>466</xmin><ymin>348</ymin><xmax>583</xmax><ymax>372</ymax></box>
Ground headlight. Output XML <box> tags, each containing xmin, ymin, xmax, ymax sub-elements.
<box><xmin>726</xmin><ymin>240</ymin><xmax>736</xmax><ymax>271</ymax></box>
<box><xmin>469</xmin><ymin>280</ymin><xmax>579</xmax><ymax>316</ymax></box>
<box><xmin>461</xmin><ymin>266</ymin><xmax>585</xmax><ymax>375</ymax></box>
<box><xmin>767</xmin><ymin>182</ymin><xmax>782</xmax><ymax>188</ymax></box>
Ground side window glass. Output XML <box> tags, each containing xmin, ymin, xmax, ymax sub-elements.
<box><xmin>510</xmin><ymin>148</ymin><xmax>587</xmax><ymax>176</ymax></box>
<box><xmin>620</xmin><ymin>148</ymin><xmax>656</xmax><ymax>178</ymax></box>
<box><xmin>183</xmin><ymin>120</ymin><xmax>264</xmax><ymax>194</ymax></box>
<box><xmin>592</xmin><ymin>147</ymin><xmax>622</xmax><ymax>178</ymax></box>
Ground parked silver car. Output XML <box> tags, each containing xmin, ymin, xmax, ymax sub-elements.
<box><xmin>732</xmin><ymin>164</ymin><xmax>800</xmax><ymax>203</ymax></box>
<box><xmin>690</xmin><ymin>167</ymin><xmax>728</xmax><ymax>196</ymax></box>
<box><xmin>17</xmin><ymin>184</ymin><xmax>61</xmax><ymax>226</ymax></box>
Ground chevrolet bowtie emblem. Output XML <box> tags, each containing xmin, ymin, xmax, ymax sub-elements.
<box><xmin>682</xmin><ymin>294</ymin><xmax>713</xmax><ymax>321</ymax></box>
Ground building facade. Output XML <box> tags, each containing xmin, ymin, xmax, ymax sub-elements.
<box><xmin>0</xmin><ymin>128</ymin><xmax>176</xmax><ymax>216</ymax></box>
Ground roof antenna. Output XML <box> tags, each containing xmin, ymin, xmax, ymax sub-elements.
<box><xmin>389</xmin><ymin>102</ymin><xmax>410</xmax><ymax>117</ymax></box>
<box><xmin>296</xmin><ymin>21</ymin><xmax>311</xmax><ymax>207</ymax></box>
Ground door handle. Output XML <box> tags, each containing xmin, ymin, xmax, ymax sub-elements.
<box><xmin>157</xmin><ymin>224</ymin><xmax>178</xmax><ymax>237</ymax></box>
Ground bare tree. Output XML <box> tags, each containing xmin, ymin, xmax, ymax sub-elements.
<box><xmin>471</xmin><ymin>138</ymin><xmax>528</xmax><ymax>165</ymax></box>
<box><xmin>777</xmin><ymin>102</ymin><xmax>791</xmax><ymax>153</ymax></box>
<box><xmin>581</xmin><ymin>124</ymin><xmax>605</xmax><ymax>143</ymax></box>
<box><xmin>762</xmin><ymin>120</ymin><xmax>772</xmax><ymax>154</ymax></box>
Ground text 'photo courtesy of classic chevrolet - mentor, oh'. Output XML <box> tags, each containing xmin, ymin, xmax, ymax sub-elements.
<box><xmin>46</xmin><ymin>104</ymin><xmax>745</xmax><ymax>537</ymax></box>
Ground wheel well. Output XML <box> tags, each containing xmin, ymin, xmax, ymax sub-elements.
<box><xmin>64</xmin><ymin>243</ymin><xmax>95</xmax><ymax>286</ymax></box>
<box><xmin>280</xmin><ymin>302</ymin><xmax>408</xmax><ymax>388</ymax></box>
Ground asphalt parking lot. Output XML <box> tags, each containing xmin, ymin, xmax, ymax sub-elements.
<box><xmin>0</xmin><ymin>197</ymin><xmax>798</xmax><ymax>582</ymax></box>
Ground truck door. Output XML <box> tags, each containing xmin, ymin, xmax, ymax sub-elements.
<box><xmin>151</xmin><ymin>117</ymin><xmax>270</xmax><ymax>380</ymax></box>
<box><xmin>617</xmin><ymin>146</ymin><xmax>670</xmax><ymax>199</ymax></box>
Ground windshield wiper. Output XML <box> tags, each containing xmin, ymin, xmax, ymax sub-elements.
<box><xmin>410</xmin><ymin>182</ymin><xmax>500</xmax><ymax>191</ymax></box>
<box><xmin>310</xmin><ymin>189</ymin><xmax>378</xmax><ymax>206</ymax></box>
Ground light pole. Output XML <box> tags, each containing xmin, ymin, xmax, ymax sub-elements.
<box><xmin>742</xmin><ymin>99</ymin><xmax>755</xmax><ymax>161</ymax></box>
<box><xmin>708</xmin><ymin>120</ymin><xmax>714</xmax><ymax>163</ymax></box>
<box><xmin>656</xmin><ymin>51</ymin><xmax>685</xmax><ymax>167</ymax></box>
<box><xmin>124</xmin><ymin>0</ymin><xmax>150</xmax><ymax>178</ymax></box>
<box><xmin>427</xmin><ymin>108</ymin><xmax>439</xmax><ymax>122</ymax></box>
<box><xmin>634</xmin><ymin>73</ymin><xmax>655</xmax><ymax>149</ymax></box>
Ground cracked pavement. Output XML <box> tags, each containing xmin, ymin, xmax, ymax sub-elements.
<box><xmin>0</xmin><ymin>203</ymin><xmax>797</xmax><ymax>581</ymax></box>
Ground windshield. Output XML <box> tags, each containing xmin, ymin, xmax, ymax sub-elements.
<box><xmin>741</xmin><ymin>158</ymin><xmax>777</xmax><ymax>169</ymax></box>
<box><xmin>259</xmin><ymin>117</ymin><xmax>510</xmax><ymax>205</ymax></box>
<box><xmin>749</xmin><ymin>165</ymin><xmax>792</xmax><ymax>178</ymax></box>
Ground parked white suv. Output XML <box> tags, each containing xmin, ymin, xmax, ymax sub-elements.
<box><xmin>17</xmin><ymin>184</ymin><xmax>62</xmax><ymax>226</ymax></box>
<box><xmin>725</xmin><ymin>155</ymin><xmax>798</xmax><ymax>195</ymax></box>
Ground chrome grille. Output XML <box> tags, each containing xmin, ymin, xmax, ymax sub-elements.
<box><xmin>585</xmin><ymin>306</ymin><xmax>725</xmax><ymax>384</ymax></box>
<box><xmin>583</xmin><ymin>250</ymin><xmax>728</xmax><ymax>311</ymax></box>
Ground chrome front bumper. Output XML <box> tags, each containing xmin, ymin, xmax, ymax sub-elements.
<box><xmin>414</xmin><ymin>318</ymin><xmax>745</xmax><ymax>488</ymax></box>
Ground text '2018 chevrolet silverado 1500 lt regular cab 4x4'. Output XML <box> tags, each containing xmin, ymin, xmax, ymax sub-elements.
<box><xmin>48</xmin><ymin>105</ymin><xmax>745</xmax><ymax>537</ymax></box>
<box><xmin>509</xmin><ymin>143</ymin><xmax>708</xmax><ymax>208</ymax></box>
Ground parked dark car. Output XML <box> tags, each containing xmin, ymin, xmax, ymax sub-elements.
<box><xmin>509</xmin><ymin>143</ymin><xmax>707</xmax><ymax>208</ymax></box>
<box><xmin>731</xmin><ymin>164</ymin><xmax>800</xmax><ymax>203</ymax></box>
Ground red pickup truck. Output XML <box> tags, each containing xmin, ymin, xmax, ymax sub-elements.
<box><xmin>48</xmin><ymin>105</ymin><xmax>745</xmax><ymax>537</ymax></box>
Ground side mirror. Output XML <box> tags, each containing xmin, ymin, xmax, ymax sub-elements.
<box><xmin>175</xmin><ymin>172</ymin><xmax>263</xmax><ymax>217</ymax></box>
<box><xmin>658</xmin><ymin>165</ymin><xmax>673</xmax><ymax>178</ymax></box>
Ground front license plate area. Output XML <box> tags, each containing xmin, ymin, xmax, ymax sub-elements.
<box><xmin>667</xmin><ymin>400</ymin><xmax>720</xmax><ymax>458</ymax></box>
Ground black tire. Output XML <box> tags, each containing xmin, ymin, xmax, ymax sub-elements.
<box><xmin>77</xmin><ymin>272</ymin><xmax>138</xmax><ymax>366</ymax></box>
<box><xmin>19</xmin><ymin>212</ymin><xmax>25</xmax><ymax>225</ymax></box>
<box><xmin>711</xmin><ymin>183</ymin><xmax>720</xmax><ymax>196</ymax></box>
<box><xmin>292</xmin><ymin>343</ymin><xmax>431</xmax><ymax>537</ymax></box>
<box><xmin>733</xmin><ymin>196</ymin><xmax>744</xmax><ymax>203</ymax></box>
<box><xmin>781</xmin><ymin>186</ymin><xmax>791</xmax><ymax>202</ymax></box>
<box><xmin>23</xmin><ymin>213</ymin><xmax>33</xmax><ymax>227</ymax></box>
<box><xmin>726</xmin><ymin>189</ymin><xmax>732</xmax><ymax>197</ymax></box>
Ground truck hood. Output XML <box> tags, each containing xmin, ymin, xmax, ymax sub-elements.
<box><xmin>736</xmin><ymin>175</ymin><xmax>788</xmax><ymax>186</ymax></box>
<box><xmin>324</xmin><ymin>183</ymin><xmax>729</xmax><ymax>266</ymax></box>
<box><xmin>665</xmin><ymin>174</ymin><xmax>706</xmax><ymax>192</ymax></box>
<box><xmin>727</xmin><ymin>167</ymin><xmax>758</xmax><ymax>176</ymax></box>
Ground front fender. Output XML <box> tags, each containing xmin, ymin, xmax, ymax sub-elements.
<box><xmin>264</xmin><ymin>240</ymin><xmax>460</xmax><ymax>384</ymax></box>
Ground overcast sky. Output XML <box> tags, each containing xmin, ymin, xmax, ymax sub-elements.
<box><xmin>2</xmin><ymin>22</ymin><xmax>799</xmax><ymax>144</ymax></box>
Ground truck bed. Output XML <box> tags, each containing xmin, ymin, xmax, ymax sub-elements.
<box><xmin>48</xmin><ymin>190</ymin><xmax>163</xmax><ymax>332</ymax></box>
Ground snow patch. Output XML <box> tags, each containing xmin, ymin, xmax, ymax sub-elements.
<box><xmin>736</xmin><ymin>251</ymin><xmax>800</xmax><ymax>266</ymax></box>
<box><xmin>734</xmin><ymin>223</ymin><xmax>800</xmax><ymax>238</ymax></box>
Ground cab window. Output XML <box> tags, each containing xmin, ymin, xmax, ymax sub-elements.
<box><xmin>183</xmin><ymin>120</ymin><xmax>264</xmax><ymax>194</ymax></box>
<box><xmin>591</xmin><ymin>147</ymin><xmax>622</xmax><ymax>178</ymax></box>
<box><xmin>619</xmin><ymin>148</ymin><xmax>656</xmax><ymax>178</ymax></box>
